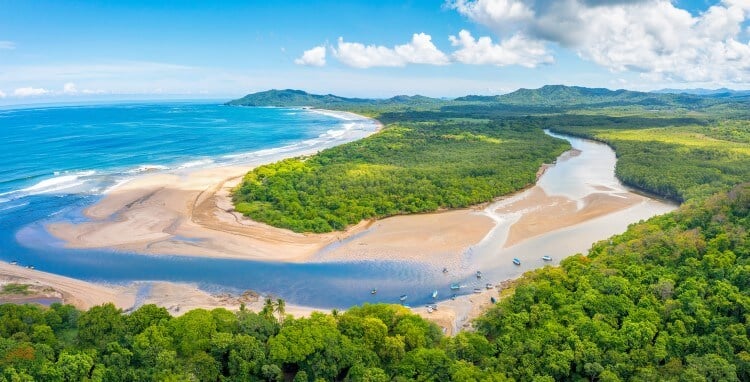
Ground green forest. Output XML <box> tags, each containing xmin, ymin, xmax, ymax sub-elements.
<box><xmin>232</xmin><ymin>88</ymin><xmax>750</xmax><ymax>233</ymax></box>
<box><xmin>3</xmin><ymin>87</ymin><xmax>750</xmax><ymax>380</ymax></box>
<box><xmin>548</xmin><ymin>121</ymin><xmax>750</xmax><ymax>202</ymax></box>
<box><xmin>1</xmin><ymin>184</ymin><xmax>748</xmax><ymax>381</ymax></box>
<box><xmin>233</xmin><ymin>119</ymin><xmax>568</xmax><ymax>232</ymax></box>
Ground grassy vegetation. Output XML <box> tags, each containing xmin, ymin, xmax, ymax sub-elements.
<box><xmin>0</xmin><ymin>284</ymin><xmax>30</xmax><ymax>295</ymax></box>
<box><xmin>233</xmin><ymin>119</ymin><xmax>569</xmax><ymax>233</ymax></box>
<box><xmin>549</xmin><ymin>121</ymin><xmax>750</xmax><ymax>202</ymax></box>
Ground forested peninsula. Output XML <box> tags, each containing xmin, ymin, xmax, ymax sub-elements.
<box><xmin>2</xmin><ymin>86</ymin><xmax>749</xmax><ymax>381</ymax></box>
<box><xmin>230</xmin><ymin>86</ymin><xmax>750</xmax><ymax>232</ymax></box>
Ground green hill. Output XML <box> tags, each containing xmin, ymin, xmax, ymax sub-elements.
<box><xmin>226</xmin><ymin>89</ymin><xmax>444</xmax><ymax>109</ymax></box>
<box><xmin>225</xmin><ymin>89</ymin><xmax>371</xmax><ymax>107</ymax></box>
<box><xmin>455</xmin><ymin>84</ymin><xmax>709</xmax><ymax>108</ymax></box>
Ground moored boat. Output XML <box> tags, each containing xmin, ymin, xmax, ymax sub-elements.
<box><xmin>485</xmin><ymin>283</ymin><xmax>493</xmax><ymax>289</ymax></box>
<box><xmin>431</xmin><ymin>290</ymin><xmax>438</xmax><ymax>299</ymax></box>
<box><xmin>450</xmin><ymin>283</ymin><xmax>460</xmax><ymax>290</ymax></box>
<box><xmin>370</xmin><ymin>289</ymin><xmax>377</xmax><ymax>295</ymax></box>
<box><xmin>473</xmin><ymin>288</ymin><xmax>482</xmax><ymax>294</ymax></box>
<box><xmin>476</xmin><ymin>271</ymin><xmax>482</xmax><ymax>278</ymax></box>
<box><xmin>399</xmin><ymin>294</ymin><xmax>407</xmax><ymax>301</ymax></box>
<box><xmin>513</xmin><ymin>258</ymin><xmax>521</xmax><ymax>265</ymax></box>
<box><xmin>542</xmin><ymin>255</ymin><xmax>553</xmax><ymax>261</ymax></box>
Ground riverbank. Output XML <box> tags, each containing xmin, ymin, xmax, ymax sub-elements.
<box><xmin>47</xmin><ymin>130</ymin><xmax>651</xmax><ymax>269</ymax></box>
<box><xmin>0</xmin><ymin>258</ymin><xmax>510</xmax><ymax>335</ymax></box>
<box><xmin>0</xmin><ymin>258</ymin><xmax>505</xmax><ymax>336</ymax></box>
<box><xmin>0</xmin><ymin>261</ymin><xmax>322</xmax><ymax>318</ymax></box>
<box><xmin>39</xmin><ymin>124</ymin><xmax>677</xmax><ymax>333</ymax></box>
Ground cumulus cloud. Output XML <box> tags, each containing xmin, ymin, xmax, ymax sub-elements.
<box><xmin>450</xmin><ymin>0</ymin><xmax>750</xmax><ymax>83</ymax></box>
<box><xmin>13</xmin><ymin>87</ymin><xmax>49</xmax><ymax>97</ymax></box>
<box><xmin>0</xmin><ymin>41</ymin><xmax>15</xmax><ymax>50</ymax></box>
<box><xmin>63</xmin><ymin>82</ymin><xmax>78</xmax><ymax>94</ymax></box>
<box><xmin>295</xmin><ymin>46</ymin><xmax>327</xmax><ymax>66</ymax></box>
<box><xmin>449</xmin><ymin>30</ymin><xmax>553</xmax><ymax>67</ymax></box>
<box><xmin>333</xmin><ymin>33</ymin><xmax>450</xmax><ymax>68</ymax></box>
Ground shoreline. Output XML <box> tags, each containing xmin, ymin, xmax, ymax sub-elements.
<box><xmin>0</xmin><ymin>257</ymin><xmax>515</xmax><ymax>335</ymax></box>
<box><xmin>29</xmin><ymin>114</ymin><xmax>677</xmax><ymax>333</ymax></box>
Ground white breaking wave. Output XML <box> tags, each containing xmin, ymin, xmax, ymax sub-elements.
<box><xmin>20</xmin><ymin>170</ymin><xmax>96</xmax><ymax>195</ymax></box>
<box><xmin>0</xmin><ymin>109</ymin><xmax>380</xmax><ymax>204</ymax></box>
<box><xmin>177</xmin><ymin>159</ymin><xmax>215</xmax><ymax>169</ymax></box>
<box><xmin>126</xmin><ymin>164</ymin><xmax>169</xmax><ymax>174</ymax></box>
<box><xmin>0</xmin><ymin>170</ymin><xmax>100</xmax><ymax>203</ymax></box>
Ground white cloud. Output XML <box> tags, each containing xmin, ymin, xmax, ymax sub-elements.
<box><xmin>63</xmin><ymin>82</ymin><xmax>78</xmax><ymax>94</ymax></box>
<box><xmin>393</xmin><ymin>33</ymin><xmax>451</xmax><ymax>65</ymax></box>
<box><xmin>333</xmin><ymin>33</ymin><xmax>450</xmax><ymax>68</ymax></box>
<box><xmin>450</xmin><ymin>0</ymin><xmax>750</xmax><ymax>83</ymax></box>
<box><xmin>13</xmin><ymin>87</ymin><xmax>49</xmax><ymax>97</ymax></box>
<box><xmin>449</xmin><ymin>30</ymin><xmax>553</xmax><ymax>67</ymax></box>
<box><xmin>0</xmin><ymin>90</ymin><xmax>5</xmax><ymax>98</ymax></box>
<box><xmin>0</xmin><ymin>41</ymin><xmax>15</xmax><ymax>50</ymax></box>
<box><xmin>294</xmin><ymin>46</ymin><xmax>327</xmax><ymax>66</ymax></box>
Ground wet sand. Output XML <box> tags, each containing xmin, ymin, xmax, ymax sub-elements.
<box><xmin>0</xmin><ymin>259</ymin><xmax>502</xmax><ymax>331</ymax></box>
<box><xmin>40</xmin><ymin>125</ymin><xmax>678</xmax><ymax>333</ymax></box>
<box><xmin>0</xmin><ymin>261</ymin><xmax>135</xmax><ymax>310</ymax></box>
<box><xmin>46</xmin><ymin>154</ymin><xmax>643</xmax><ymax>268</ymax></box>
<box><xmin>0</xmin><ymin>262</ymin><xmax>321</xmax><ymax>317</ymax></box>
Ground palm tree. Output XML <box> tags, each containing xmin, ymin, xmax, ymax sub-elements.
<box><xmin>261</xmin><ymin>297</ymin><xmax>275</xmax><ymax>319</ymax></box>
<box><xmin>275</xmin><ymin>298</ymin><xmax>286</xmax><ymax>324</ymax></box>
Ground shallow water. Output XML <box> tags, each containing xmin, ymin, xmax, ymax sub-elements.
<box><xmin>465</xmin><ymin>131</ymin><xmax>677</xmax><ymax>285</ymax></box>
<box><xmin>0</xmin><ymin>104</ymin><xmax>677</xmax><ymax>309</ymax></box>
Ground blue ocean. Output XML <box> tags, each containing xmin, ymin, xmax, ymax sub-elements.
<box><xmin>0</xmin><ymin>102</ymin><xmax>449</xmax><ymax>308</ymax></box>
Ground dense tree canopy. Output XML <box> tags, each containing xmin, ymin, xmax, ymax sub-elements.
<box><xmin>4</xmin><ymin>89</ymin><xmax>750</xmax><ymax>380</ymax></box>
<box><xmin>234</xmin><ymin>120</ymin><xmax>569</xmax><ymax>232</ymax></box>
<box><xmin>2</xmin><ymin>184</ymin><xmax>748</xmax><ymax>381</ymax></box>
<box><xmin>549</xmin><ymin>121</ymin><xmax>750</xmax><ymax>202</ymax></box>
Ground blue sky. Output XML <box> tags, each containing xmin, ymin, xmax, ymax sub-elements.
<box><xmin>1</xmin><ymin>0</ymin><xmax>748</xmax><ymax>102</ymax></box>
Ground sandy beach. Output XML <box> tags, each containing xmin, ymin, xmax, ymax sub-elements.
<box><xmin>47</xmin><ymin>162</ymin><xmax>650</xmax><ymax>271</ymax></box>
<box><xmin>0</xmin><ymin>257</ymin><xmax>508</xmax><ymax>334</ymax></box>
<box><xmin>37</xmin><ymin>119</ymin><xmax>678</xmax><ymax>333</ymax></box>
<box><xmin>0</xmin><ymin>262</ymin><xmax>322</xmax><ymax>318</ymax></box>
<box><xmin>46</xmin><ymin>147</ymin><xmax>646</xmax><ymax>268</ymax></box>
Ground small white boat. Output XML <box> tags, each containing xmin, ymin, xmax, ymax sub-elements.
<box><xmin>427</xmin><ymin>306</ymin><xmax>434</xmax><ymax>313</ymax></box>
<box><xmin>473</xmin><ymin>288</ymin><xmax>482</xmax><ymax>294</ymax></box>
<box><xmin>371</xmin><ymin>288</ymin><xmax>377</xmax><ymax>295</ymax></box>
<box><xmin>10</xmin><ymin>261</ymin><xmax>18</xmax><ymax>265</ymax></box>
<box><xmin>476</xmin><ymin>271</ymin><xmax>482</xmax><ymax>279</ymax></box>
<box><xmin>450</xmin><ymin>283</ymin><xmax>460</xmax><ymax>290</ymax></box>
<box><xmin>513</xmin><ymin>258</ymin><xmax>521</xmax><ymax>266</ymax></box>
<box><xmin>399</xmin><ymin>294</ymin><xmax>408</xmax><ymax>301</ymax></box>
<box><xmin>431</xmin><ymin>290</ymin><xmax>438</xmax><ymax>299</ymax></box>
<box><xmin>485</xmin><ymin>283</ymin><xmax>493</xmax><ymax>289</ymax></box>
<box><xmin>542</xmin><ymin>255</ymin><xmax>553</xmax><ymax>261</ymax></box>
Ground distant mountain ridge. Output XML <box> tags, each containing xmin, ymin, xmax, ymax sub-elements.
<box><xmin>455</xmin><ymin>85</ymin><xmax>711</xmax><ymax>107</ymax></box>
<box><xmin>225</xmin><ymin>89</ymin><xmax>370</xmax><ymax>107</ymax></box>
<box><xmin>227</xmin><ymin>85</ymin><xmax>749</xmax><ymax>110</ymax></box>
<box><xmin>653</xmin><ymin>88</ymin><xmax>750</xmax><ymax>96</ymax></box>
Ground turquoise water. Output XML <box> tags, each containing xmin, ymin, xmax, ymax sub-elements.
<box><xmin>0</xmin><ymin>102</ymin><xmax>348</xmax><ymax>199</ymax></box>
<box><xmin>0</xmin><ymin>102</ymin><xmax>445</xmax><ymax>308</ymax></box>
<box><xmin>0</xmin><ymin>103</ymin><xmax>675</xmax><ymax>309</ymax></box>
